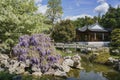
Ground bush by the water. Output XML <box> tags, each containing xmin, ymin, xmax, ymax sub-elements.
<box><xmin>12</xmin><ymin>34</ymin><xmax>61</xmax><ymax>73</ymax></box>
<box><xmin>110</xmin><ymin>29</ymin><xmax>120</xmax><ymax>56</ymax></box>
<box><xmin>89</xmin><ymin>52</ymin><xmax>110</xmax><ymax>64</ymax></box>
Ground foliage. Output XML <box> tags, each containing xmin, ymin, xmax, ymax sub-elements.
<box><xmin>71</xmin><ymin>16</ymin><xmax>97</xmax><ymax>28</ymax></box>
<box><xmin>110</xmin><ymin>29</ymin><xmax>120</xmax><ymax>55</ymax></box>
<box><xmin>13</xmin><ymin>34</ymin><xmax>61</xmax><ymax>73</ymax></box>
<box><xmin>0</xmin><ymin>71</ymin><xmax>16</xmax><ymax>80</ymax></box>
<box><xmin>100</xmin><ymin>6</ymin><xmax>120</xmax><ymax>28</ymax></box>
<box><xmin>52</xmin><ymin>20</ymin><xmax>75</xmax><ymax>42</ymax></box>
<box><xmin>0</xmin><ymin>0</ymin><xmax>49</xmax><ymax>54</ymax></box>
<box><xmin>92</xmin><ymin>52</ymin><xmax>110</xmax><ymax>64</ymax></box>
<box><xmin>46</xmin><ymin>0</ymin><xmax>63</xmax><ymax>24</ymax></box>
<box><xmin>0</xmin><ymin>71</ymin><xmax>65</xmax><ymax>80</ymax></box>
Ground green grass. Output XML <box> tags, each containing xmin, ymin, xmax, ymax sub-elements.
<box><xmin>0</xmin><ymin>71</ymin><xmax>15</xmax><ymax>80</ymax></box>
<box><xmin>56</xmin><ymin>49</ymin><xmax>75</xmax><ymax>57</ymax></box>
<box><xmin>110</xmin><ymin>55</ymin><xmax>120</xmax><ymax>59</ymax></box>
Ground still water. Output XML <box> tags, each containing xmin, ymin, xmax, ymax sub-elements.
<box><xmin>41</xmin><ymin>56</ymin><xmax>120</xmax><ymax>80</ymax></box>
<box><xmin>66</xmin><ymin>63</ymin><xmax>120</xmax><ymax>80</ymax></box>
<box><xmin>1</xmin><ymin>56</ymin><xmax>120</xmax><ymax>80</ymax></box>
<box><xmin>65</xmin><ymin>55</ymin><xmax>120</xmax><ymax>80</ymax></box>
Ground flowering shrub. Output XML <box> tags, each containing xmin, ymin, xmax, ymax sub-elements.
<box><xmin>13</xmin><ymin>34</ymin><xmax>60</xmax><ymax>73</ymax></box>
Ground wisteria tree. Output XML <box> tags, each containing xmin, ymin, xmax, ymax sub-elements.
<box><xmin>13</xmin><ymin>34</ymin><xmax>60</xmax><ymax>73</ymax></box>
<box><xmin>0</xmin><ymin>0</ymin><xmax>50</xmax><ymax>54</ymax></box>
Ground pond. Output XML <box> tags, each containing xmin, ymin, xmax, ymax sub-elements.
<box><xmin>66</xmin><ymin>63</ymin><xmax>120</xmax><ymax>80</ymax></box>
<box><xmin>0</xmin><ymin>55</ymin><xmax>120</xmax><ymax>80</ymax></box>
<box><xmin>65</xmin><ymin>55</ymin><xmax>120</xmax><ymax>80</ymax></box>
<box><xmin>41</xmin><ymin>55</ymin><xmax>120</xmax><ymax>80</ymax></box>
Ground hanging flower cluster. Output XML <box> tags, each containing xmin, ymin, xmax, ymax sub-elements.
<box><xmin>13</xmin><ymin>34</ymin><xmax>60</xmax><ymax>73</ymax></box>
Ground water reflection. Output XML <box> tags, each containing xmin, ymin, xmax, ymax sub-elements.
<box><xmin>66</xmin><ymin>58</ymin><xmax>120</xmax><ymax>80</ymax></box>
<box><xmin>67</xmin><ymin>69</ymin><xmax>107</xmax><ymax>80</ymax></box>
<box><xmin>79</xmin><ymin>70</ymin><xmax>108</xmax><ymax>80</ymax></box>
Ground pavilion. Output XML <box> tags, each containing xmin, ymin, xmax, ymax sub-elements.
<box><xmin>76</xmin><ymin>23</ymin><xmax>111</xmax><ymax>46</ymax></box>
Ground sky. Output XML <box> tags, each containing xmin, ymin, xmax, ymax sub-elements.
<box><xmin>35</xmin><ymin>0</ymin><xmax>120</xmax><ymax>20</ymax></box>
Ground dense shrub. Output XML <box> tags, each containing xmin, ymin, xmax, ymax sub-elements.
<box><xmin>52</xmin><ymin>20</ymin><xmax>75</xmax><ymax>42</ymax></box>
<box><xmin>110</xmin><ymin>29</ymin><xmax>120</xmax><ymax>56</ymax></box>
<box><xmin>13</xmin><ymin>34</ymin><xmax>60</xmax><ymax>73</ymax></box>
<box><xmin>89</xmin><ymin>52</ymin><xmax>110</xmax><ymax>64</ymax></box>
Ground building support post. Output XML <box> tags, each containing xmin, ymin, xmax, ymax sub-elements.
<box><xmin>102</xmin><ymin>33</ymin><xmax>104</xmax><ymax>41</ymax></box>
<box><xmin>94</xmin><ymin>33</ymin><xmax>96</xmax><ymax>41</ymax></box>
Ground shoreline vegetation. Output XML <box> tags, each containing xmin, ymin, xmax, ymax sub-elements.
<box><xmin>0</xmin><ymin>49</ymin><xmax>120</xmax><ymax>80</ymax></box>
<box><xmin>0</xmin><ymin>0</ymin><xmax>120</xmax><ymax>80</ymax></box>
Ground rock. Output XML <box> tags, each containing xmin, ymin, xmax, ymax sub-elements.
<box><xmin>62</xmin><ymin>59</ymin><xmax>74</xmax><ymax>67</ymax></box>
<box><xmin>14</xmin><ymin>62</ymin><xmax>26</xmax><ymax>74</ymax></box>
<box><xmin>0</xmin><ymin>59</ymin><xmax>9</xmax><ymax>68</ymax></box>
<box><xmin>87</xmin><ymin>48</ymin><xmax>92</xmax><ymax>51</ymax></box>
<box><xmin>81</xmin><ymin>48</ymin><xmax>89</xmax><ymax>54</ymax></box>
<box><xmin>54</xmin><ymin>70</ymin><xmax>67</xmax><ymax>77</ymax></box>
<box><xmin>64</xmin><ymin>56</ymin><xmax>71</xmax><ymax>60</ymax></box>
<box><xmin>9</xmin><ymin>60</ymin><xmax>19</xmax><ymax>65</ymax></box>
<box><xmin>62</xmin><ymin>55</ymin><xmax>83</xmax><ymax>70</ymax></box>
<box><xmin>32</xmin><ymin>72</ymin><xmax>42</xmax><ymax>77</ymax></box>
<box><xmin>66</xmin><ymin>49</ymin><xmax>72</xmax><ymax>53</ymax></box>
<box><xmin>62</xmin><ymin>65</ymin><xmax>70</xmax><ymax>72</ymax></box>
<box><xmin>0</xmin><ymin>67</ymin><xmax>4</xmax><ymax>71</ymax></box>
<box><xmin>75</xmin><ymin>63</ymin><xmax>84</xmax><ymax>69</ymax></box>
<box><xmin>108</xmin><ymin>57</ymin><xmax>115</xmax><ymax>63</ymax></box>
<box><xmin>19</xmin><ymin>62</ymin><xmax>26</xmax><ymax>68</ymax></box>
<box><xmin>8</xmin><ymin>60</ymin><xmax>20</xmax><ymax>74</ymax></box>
<box><xmin>0</xmin><ymin>54</ymin><xmax>9</xmax><ymax>60</ymax></box>
<box><xmin>15</xmin><ymin>67</ymin><xmax>25</xmax><ymax>74</ymax></box>
<box><xmin>24</xmin><ymin>71</ymin><xmax>30</xmax><ymax>75</ymax></box>
<box><xmin>93</xmin><ymin>53</ymin><xmax>99</xmax><ymax>56</ymax></box>
<box><xmin>25</xmin><ymin>59</ymin><xmax>31</xmax><ymax>67</ymax></box>
<box><xmin>9</xmin><ymin>68</ymin><xmax>16</xmax><ymax>74</ymax></box>
<box><xmin>32</xmin><ymin>65</ymin><xmax>41</xmax><ymax>72</ymax></box>
<box><xmin>71</xmin><ymin>55</ymin><xmax>83</xmax><ymax>69</ymax></box>
<box><xmin>112</xmin><ymin>49</ymin><xmax>119</xmax><ymax>54</ymax></box>
<box><xmin>62</xmin><ymin>59</ymin><xmax>72</xmax><ymax>72</ymax></box>
<box><xmin>118</xmin><ymin>62</ymin><xmax>120</xmax><ymax>71</ymax></box>
<box><xmin>72</xmin><ymin>54</ymin><xmax>81</xmax><ymax>61</ymax></box>
<box><xmin>52</xmin><ymin>63</ymin><xmax>63</xmax><ymax>71</ymax></box>
<box><xmin>44</xmin><ymin>68</ymin><xmax>55</xmax><ymax>75</ymax></box>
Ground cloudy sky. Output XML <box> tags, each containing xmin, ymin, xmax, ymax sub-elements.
<box><xmin>35</xmin><ymin>0</ymin><xmax>120</xmax><ymax>20</ymax></box>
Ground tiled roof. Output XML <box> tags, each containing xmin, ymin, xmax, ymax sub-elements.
<box><xmin>78</xmin><ymin>23</ymin><xmax>109</xmax><ymax>32</ymax></box>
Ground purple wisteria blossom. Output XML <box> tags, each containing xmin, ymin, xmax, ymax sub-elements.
<box><xmin>12</xmin><ymin>34</ymin><xmax>60</xmax><ymax>73</ymax></box>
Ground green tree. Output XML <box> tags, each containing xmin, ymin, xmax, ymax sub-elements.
<box><xmin>46</xmin><ymin>0</ymin><xmax>63</xmax><ymax>25</ymax></box>
<box><xmin>72</xmin><ymin>16</ymin><xmax>96</xmax><ymax>28</ymax></box>
<box><xmin>110</xmin><ymin>29</ymin><xmax>120</xmax><ymax>55</ymax></box>
<box><xmin>52</xmin><ymin>20</ymin><xmax>75</xmax><ymax>42</ymax></box>
<box><xmin>100</xmin><ymin>6</ymin><xmax>120</xmax><ymax>29</ymax></box>
<box><xmin>0</xmin><ymin>0</ymin><xmax>47</xmax><ymax>54</ymax></box>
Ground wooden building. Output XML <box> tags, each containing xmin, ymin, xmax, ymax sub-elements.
<box><xmin>76</xmin><ymin>23</ymin><xmax>111</xmax><ymax>42</ymax></box>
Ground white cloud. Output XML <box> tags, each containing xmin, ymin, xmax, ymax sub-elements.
<box><xmin>36</xmin><ymin>4</ymin><xmax>48</xmax><ymax>14</ymax></box>
<box><xmin>97</xmin><ymin>0</ymin><xmax>106</xmax><ymax>3</ymax></box>
<box><xmin>115</xmin><ymin>4</ymin><xmax>120</xmax><ymax>8</ymax></box>
<box><xmin>35</xmin><ymin>0</ymin><xmax>42</xmax><ymax>3</ymax></box>
<box><xmin>75</xmin><ymin>0</ymin><xmax>93</xmax><ymax>6</ymax></box>
<box><xmin>35</xmin><ymin>0</ymin><xmax>48</xmax><ymax>14</ymax></box>
<box><xmin>94</xmin><ymin>0</ymin><xmax>109</xmax><ymax>13</ymax></box>
<box><xmin>65</xmin><ymin>14</ymin><xmax>93</xmax><ymax>20</ymax></box>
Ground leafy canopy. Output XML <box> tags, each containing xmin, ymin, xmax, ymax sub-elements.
<box><xmin>100</xmin><ymin>6</ymin><xmax>120</xmax><ymax>28</ymax></box>
<box><xmin>52</xmin><ymin>20</ymin><xmax>75</xmax><ymax>42</ymax></box>
<box><xmin>0</xmin><ymin>0</ymin><xmax>49</xmax><ymax>54</ymax></box>
<box><xmin>46</xmin><ymin>0</ymin><xmax>63</xmax><ymax>24</ymax></box>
